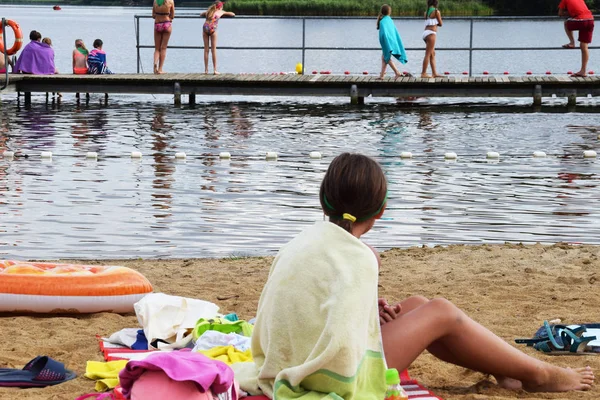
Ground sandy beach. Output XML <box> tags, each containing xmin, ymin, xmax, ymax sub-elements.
<box><xmin>0</xmin><ymin>243</ymin><xmax>599</xmax><ymax>400</ymax></box>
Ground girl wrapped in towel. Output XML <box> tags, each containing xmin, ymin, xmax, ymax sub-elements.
<box><xmin>377</xmin><ymin>4</ymin><xmax>408</xmax><ymax>79</ymax></box>
<box><xmin>233</xmin><ymin>152</ymin><xmax>594</xmax><ymax>398</ymax></box>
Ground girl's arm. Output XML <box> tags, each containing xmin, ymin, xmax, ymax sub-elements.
<box><xmin>72</xmin><ymin>50</ymin><xmax>76</xmax><ymax>69</ymax></box>
<box><xmin>436</xmin><ymin>9</ymin><xmax>443</xmax><ymax>27</ymax></box>
<box><xmin>169</xmin><ymin>2</ymin><xmax>175</xmax><ymax>19</ymax></box>
<box><xmin>200</xmin><ymin>11</ymin><xmax>207</xmax><ymax>17</ymax></box>
<box><xmin>223</xmin><ymin>11</ymin><xmax>236</xmax><ymax>17</ymax></box>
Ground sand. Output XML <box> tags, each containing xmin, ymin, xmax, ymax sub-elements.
<box><xmin>0</xmin><ymin>243</ymin><xmax>599</xmax><ymax>400</ymax></box>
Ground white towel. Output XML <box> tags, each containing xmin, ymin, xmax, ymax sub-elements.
<box><xmin>232</xmin><ymin>222</ymin><xmax>387</xmax><ymax>399</ymax></box>
<box><xmin>134</xmin><ymin>293</ymin><xmax>219</xmax><ymax>350</ymax></box>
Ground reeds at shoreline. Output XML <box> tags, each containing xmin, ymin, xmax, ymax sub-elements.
<box><xmin>226</xmin><ymin>0</ymin><xmax>494</xmax><ymax>16</ymax></box>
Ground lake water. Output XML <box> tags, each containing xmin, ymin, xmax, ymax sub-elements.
<box><xmin>0</xmin><ymin>6</ymin><xmax>599</xmax><ymax>259</ymax></box>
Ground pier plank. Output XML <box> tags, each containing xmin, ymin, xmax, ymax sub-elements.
<box><xmin>3</xmin><ymin>73</ymin><xmax>598</xmax><ymax>102</ymax></box>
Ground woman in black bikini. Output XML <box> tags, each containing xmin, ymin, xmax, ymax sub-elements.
<box><xmin>152</xmin><ymin>0</ymin><xmax>175</xmax><ymax>74</ymax></box>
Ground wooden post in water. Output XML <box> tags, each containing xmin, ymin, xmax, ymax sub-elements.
<box><xmin>567</xmin><ymin>90</ymin><xmax>577</xmax><ymax>107</ymax></box>
<box><xmin>350</xmin><ymin>84</ymin><xmax>359</xmax><ymax>105</ymax></box>
<box><xmin>189</xmin><ymin>92</ymin><xmax>196</xmax><ymax>106</ymax></box>
<box><xmin>174</xmin><ymin>82</ymin><xmax>182</xmax><ymax>107</ymax></box>
<box><xmin>24</xmin><ymin>92</ymin><xmax>31</xmax><ymax>107</ymax></box>
<box><xmin>533</xmin><ymin>85</ymin><xmax>542</xmax><ymax>107</ymax></box>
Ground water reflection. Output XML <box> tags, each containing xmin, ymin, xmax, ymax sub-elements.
<box><xmin>151</xmin><ymin>107</ymin><xmax>174</xmax><ymax>220</ymax></box>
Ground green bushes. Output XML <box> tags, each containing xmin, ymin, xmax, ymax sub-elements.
<box><xmin>226</xmin><ymin>0</ymin><xmax>493</xmax><ymax>16</ymax></box>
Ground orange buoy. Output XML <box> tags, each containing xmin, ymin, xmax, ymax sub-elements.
<box><xmin>546</xmin><ymin>71</ymin><xmax>552</xmax><ymax>75</ymax></box>
<box><xmin>0</xmin><ymin>260</ymin><xmax>153</xmax><ymax>313</ymax></box>
<box><xmin>589</xmin><ymin>71</ymin><xmax>595</xmax><ymax>75</ymax></box>
<box><xmin>444</xmin><ymin>71</ymin><xmax>450</xmax><ymax>75</ymax></box>
<box><xmin>0</xmin><ymin>20</ymin><xmax>24</xmax><ymax>56</ymax></box>
<box><xmin>363</xmin><ymin>71</ymin><xmax>369</xmax><ymax>75</ymax></box>
<box><xmin>462</xmin><ymin>71</ymin><xmax>468</xmax><ymax>75</ymax></box>
<box><xmin>344</xmin><ymin>71</ymin><xmax>350</xmax><ymax>75</ymax></box>
<box><xmin>567</xmin><ymin>71</ymin><xmax>573</xmax><ymax>75</ymax></box>
<box><xmin>483</xmin><ymin>71</ymin><xmax>489</xmax><ymax>75</ymax></box>
<box><xmin>526</xmin><ymin>71</ymin><xmax>533</xmax><ymax>75</ymax></box>
<box><xmin>53</xmin><ymin>5</ymin><xmax>61</xmax><ymax>10</ymax></box>
<box><xmin>503</xmin><ymin>71</ymin><xmax>509</xmax><ymax>75</ymax></box>
<box><xmin>312</xmin><ymin>70</ymin><xmax>318</xmax><ymax>74</ymax></box>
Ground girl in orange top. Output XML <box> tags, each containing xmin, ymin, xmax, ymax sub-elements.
<box><xmin>72</xmin><ymin>39</ymin><xmax>88</xmax><ymax>75</ymax></box>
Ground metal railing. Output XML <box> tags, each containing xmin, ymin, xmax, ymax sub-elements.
<box><xmin>1</xmin><ymin>18</ymin><xmax>9</xmax><ymax>90</ymax></box>
<box><xmin>135</xmin><ymin>15</ymin><xmax>599</xmax><ymax>76</ymax></box>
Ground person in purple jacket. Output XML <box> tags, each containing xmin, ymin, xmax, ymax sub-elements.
<box><xmin>13</xmin><ymin>30</ymin><xmax>56</xmax><ymax>75</ymax></box>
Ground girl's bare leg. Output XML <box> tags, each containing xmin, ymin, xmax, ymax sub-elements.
<box><xmin>382</xmin><ymin>298</ymin><xmax>594</xmax><ymax>392</ymax></box>
<box><xmin>392</xmin><ymin>296</ymin><xmax>521</xmax><ymax>389</ymax></box>
<box><xmin>421</xmin><ymin>35</ymin><xmax>435</xmax><ymax>78</ymax></box>
<box><xmin>158</xmin><ymin>27</ymin><xmax>172</xmax><ymax>74</ymax></box>
<box><xmin>379</xmin><ymin>55</ymin><xmax>388</xmax><ymax>79</ymax></box>
<box><xmin>203</xmin><ymin>32</ymin><xmax>210</xmax><ymax>74</ymax></box>
<box><xmin>428</xmin><ymin>35</ymin><xmax>442</xmax><ymax>77</ymax></box>
<box><xmin>211</xmin><ymin>32</ymin><xmax>219</xmax><ymax>74</ymax></box>
<box><xmin>153</xmin><ymin>29</ymin><xmax>161</xmax><ymax>74</ymax></box>
<box><xmin>387</xmin><ymin>59</ymin><xmax>402</xmax><ymax>79</ymax></box>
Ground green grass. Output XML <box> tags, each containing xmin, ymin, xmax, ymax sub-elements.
<box><xmin>226</xmin><ymin>0</ymin><xmax>494</xmax><ymax>16</ymax></box>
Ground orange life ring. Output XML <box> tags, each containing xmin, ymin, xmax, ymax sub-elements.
<box><xmin>0</xmin><ymin>260</ymin><xmax>153</xmax><ymax>313</ymax></box>
<box><xmin>0</xmin><ymin>20</ymin><xmax>24</xmax><ymax>56</ymax></box>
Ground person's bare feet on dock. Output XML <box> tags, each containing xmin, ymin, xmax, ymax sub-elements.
<box><xmin>432</xmin><ymin>74</ymin><xmax>444</xmax><ymax>78</ymax></box>
<box><xmin>522</xmin><ymin>366</ymin><xmax>594</xmax><ymax>392</ymax></box>
<box><xmin>421</xmin><ymin>73</ymin><xmax>432</xmax><ymax>78</ymax></box>
<box><xmin>571</xmin><ymin>71</ymin><xmax>587</xmax><ymax>78</ymax></box>
<box><xmin>214</xmin><ymin>71</ymin><xmax>221</xmax><ymax>75</ymax></box>
<box><xmin>153</xmin><ymin>64</ymin><xmax>159</xmax><ymax>75</ymax></box>
<box><xmin>157</xmin><ymin>70</ymin><xmax>166</xmax><ymax>75</ymax></box>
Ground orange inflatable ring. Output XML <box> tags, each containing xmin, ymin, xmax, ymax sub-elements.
<box><xmin>0</xmin><ymin>20</ymin><xmax>24</xmax><ymax>56</ymax></box>
<box><xmin>0</xmin><ymin>260</ymin><xmax>153</xmax><ymax>313</ymax></box>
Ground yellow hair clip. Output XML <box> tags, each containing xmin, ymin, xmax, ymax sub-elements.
<box><xmin>342</xmin><ymin>213</ymin><xmax>357</xmax><ymax>223</ymax></box>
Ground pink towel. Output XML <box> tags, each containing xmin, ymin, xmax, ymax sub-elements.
<box><xmin>119</xmin><ymin>351</ymin><xmax>236</xmax><ymax>400</ymax></box>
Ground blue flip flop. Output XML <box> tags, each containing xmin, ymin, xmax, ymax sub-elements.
<box><xmin>0</xmin><ymin>356</ymin><xmax>76</xmax><ymax>387</ymax></box>
<box><xmin>516</xmin><ymin>321</ymin><xmax>600</xmax><ymax>355</ymax></box>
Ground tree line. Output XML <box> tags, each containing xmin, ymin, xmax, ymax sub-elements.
<box><xmin>9</xmin><ymin>0</ymin><xmax>600</xmax><ymax>15</ymax></box>
<box><xmin>484</xmin><ymin>0</ymin><xmax>597</xmax><ymax>15</ymax></box>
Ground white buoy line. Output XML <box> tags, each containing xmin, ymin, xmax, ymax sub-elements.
<box><xmin>0</xmin><ymin>150</ymin><xmax>598</xmax><ymax>161</ymax></box>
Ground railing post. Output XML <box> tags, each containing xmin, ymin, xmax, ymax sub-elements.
<box><xmin>301</xmin><ymin>18</ymin><xmax>306</xmax><ymax>75</ymax></box>
<box><xmin>136</xmin><ymin>16</ymin><xmax>141</xmax><ymax>74</ymax></box>
<box><xmin>1</xmin><ymin>18</ymin><xmax>9</xmax><ymax>91</ymax></box>
<box><xmin>468</xmin><ymin>18</ymin><xmax>474</xmax><ymax>77</ymax></box>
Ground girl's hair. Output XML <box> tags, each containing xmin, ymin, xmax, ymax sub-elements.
<box><xmin>206</xmin><ymin>2</ymin><xmax>223</xmax><ymax>19</ymax></box>
<box><xmin>427</xmin><ymin>0</ymin><xmax>438</xmax><ymax>7</ymax></box>
<box><xmin>377</xmin><ymin>4</ymin><xmax>391</xmax><ymax>30</ymax></box>
<box><xmin>319</xmin><ymin>153</ymin><xmax>388</xmax><ymax>233</ymax></box>
<box><xmin>93</xmin><ymin>39</ymin><xmax>103</xmax><ymax>48</ymax></box>
<box><xmin>75</xmin><ymin>39</ymin><xmax>84</xmax><ymax>47</ymax></box>
<box><xmin>42</xmin><ymin>37</ymin><xmax>52</xmax><ymax>46</ymax></box>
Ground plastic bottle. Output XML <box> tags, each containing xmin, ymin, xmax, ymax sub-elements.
<box><xmin>384</xmin><ymin>368</ymin><xmax>408</xmax><ymax>400</ymax></box>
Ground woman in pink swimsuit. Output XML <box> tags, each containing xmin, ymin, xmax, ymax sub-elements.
<box><xmin>200</xmin><ymin>1</ymin><xmax>235</xmax><ymax>74</ymax></box>
<box><xmin>152</xmin><ymin>0</ymin><xmax>175</xmax><ymax>74</ymax></box>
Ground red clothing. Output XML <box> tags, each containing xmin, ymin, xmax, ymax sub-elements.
<box><xmin>559</xmin><ymin>0</ymin><xmax>593</xmax><ymax>20</ymax></box>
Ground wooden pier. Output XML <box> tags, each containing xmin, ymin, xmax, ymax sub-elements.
<box><xmin>1</xmin><ymin>73</ymin><xmax>599</xmax><ymax>106</ymax></box>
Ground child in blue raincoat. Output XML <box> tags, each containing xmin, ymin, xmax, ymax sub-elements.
<box><xmin>377</xmin><ymin>4</ymin><xmax>408</xmax><ymax>79</ymax></box>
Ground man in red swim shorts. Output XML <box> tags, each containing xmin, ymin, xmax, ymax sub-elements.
<box><xmin>559</xmin><ymin>0</ymin><xmax>594</xmax><ymax>77</ymax></box>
